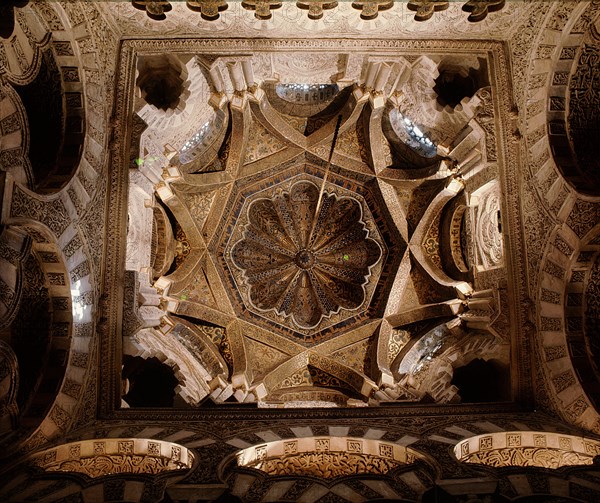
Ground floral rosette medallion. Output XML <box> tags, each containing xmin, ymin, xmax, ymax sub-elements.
<box><xmin>229</xmin><ymin>180</ymin><xmax>383</xmax><ymax>331</ymax></box>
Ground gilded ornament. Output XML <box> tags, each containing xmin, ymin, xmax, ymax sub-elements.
<box><xmin>229</xmin><ymin>179</ymin><xmax>382</xmax><ymax>331</ymax></box>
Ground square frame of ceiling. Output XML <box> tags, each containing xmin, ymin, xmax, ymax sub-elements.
<box><xmin>99</xmin><ymin>37</ymin><xmax>530</xmax><ymax>421</ymax></box>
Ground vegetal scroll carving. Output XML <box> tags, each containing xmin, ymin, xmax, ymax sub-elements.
<box><xmin>247</xmin><ymin>451</ymin><xmax>400</xmax><ymax>477</ymax></box>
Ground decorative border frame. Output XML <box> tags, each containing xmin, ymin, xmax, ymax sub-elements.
<box><xmin>100</xmin><ymin>37</ymin><xmax>527</xmax><ymax>421</ymax></box>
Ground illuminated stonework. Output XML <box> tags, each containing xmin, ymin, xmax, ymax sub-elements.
<box><xmin>216</xmin><ymin>163</ymin><xmax>394</xmax><ymax>344</ymax></box>
<box><xmin>454</xmin><ymin>432</ymin><xmax>600</xmax><ymax>469</ymax></box>
<box><xmin>230</xmin><ymin>180</ymin><xmax>382</xmax><ymax>329</ymax></box>
<box><xmin>31</xmin><ymin>439</ymin><xmax>194</xmax><ymax>478</ymax></box>
<box><xmin>237</xmin><ymin>436</ymin><xmax>424</xmax><ymax>478</ymax></box>
<box><xmin>389</xmin><ymin>108</ymin><xmax>437</xmax><ymax>158</ymax></box>
<box><xmin>126</xmin><ymin>41</ymin><xmax>514</xmax><ymax>406</ymax></box>
<box><xmin>275</xmin><ymin>83</ymin><xmax>339</xmax><ymax>104</ymax></box>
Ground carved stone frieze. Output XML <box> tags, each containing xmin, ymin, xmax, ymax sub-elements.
<box><xmin>236</xmin><ymin>435</ymin><xmax>427</xmax><ymax>478</ymax></box>
<box><xmin>248</xmin><ymin>450</ymin><xmax>399</xmax><ymax>477</ymax></box>
<box><xmin>107</xmin><ymin>2</ymin><xmax>534</xmax><ymax>41</ymax></box>
<box><xmin>31</xmin><ymin>438</ymin><xmax>194</xmax><ymax>478</ymax></box>
<box><xmin>455</xmin><ymin>431</ymin><xmax>600</xmax><ymax>469</ymax></box>
<box><xmin>125</xmin><ymin>0</ymin><xmax>508</xmax><ymax>23</ymax></box>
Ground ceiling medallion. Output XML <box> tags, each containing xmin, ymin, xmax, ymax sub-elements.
<box><xmin>230</xmin><ymin>180</ymin><xmax>382</xmax><ymax>330</ymax></box>
<box><xmin>214</xmin><ymin>160</ymin><xmax>396</xmax><ymax>343</ymax></box>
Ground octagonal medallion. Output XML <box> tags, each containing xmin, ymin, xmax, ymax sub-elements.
<box><xmin>211</xmin><ymin>158</ymin><xmax>402</xmax><ymax>344</ymax></box>
<box><xmin>230</xmin><ymin>179</ymin><xmax>382</xmax><ymax>330</ymax></box>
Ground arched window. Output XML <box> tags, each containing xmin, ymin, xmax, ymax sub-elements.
<box><xmin>179</xmin><ymin>120</ymin><xmax>212</xmax><ymax>164</ymax></box>
<box><xmin>389</xmin><ymin>108</ymin><xmax>437</xmax><ymax>158</ymax></box>
<box><xmin>275</xmin><ymin>83</ymin><xmax>339</xmax><ymax>105</ymax></box>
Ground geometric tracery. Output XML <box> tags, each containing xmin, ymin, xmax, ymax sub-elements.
<box><xmin>122</xmin><ymin>45</ymin><xmax>511</xmax><ymax>409</ymax></box>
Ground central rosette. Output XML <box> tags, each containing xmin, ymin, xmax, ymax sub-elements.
<box><xmin>295</xmin><ymin>249</ymin><xmax>315</xmax><ymax>270</ymax></box>
<box><xmin>230</xmin><ymin>180</ymin><xmax>382</xmax><ymax>330</ymax></box>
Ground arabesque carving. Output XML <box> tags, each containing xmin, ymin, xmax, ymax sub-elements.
<box><xmin>473</xmin><ymin>182</ymin><xmax>503</xmax><ymax>269</ymax></box>
<box><xmin>237</xmin><ymin>436</ymin><xmax>425</xmax><ymax>478</ymax></box>
<box><xmin>455</xmin><ymin>432</ymin><xmax>600</xmax><ymax>469</ymax></box>
<box><xmin>42</xmin><ymin>453</ymin><xmax>187</xmax><ymax>477</ymax></box>
<box><xmin>462</xmin><ymin>447</ymin><xmax>593</xmax><ymax>469</ymax></box>
<box><xmin>31</xmin><ymin>439</ymin><xmax>194</xmax><ymax>478</ymax></box>
<box><xmin>246</xmin><ymin>451</ymin><xmax>400</xmax><ymax>477</ymax></box>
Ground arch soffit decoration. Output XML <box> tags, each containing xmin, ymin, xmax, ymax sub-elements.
<box><xmin>523</xmin><ymin>3</ymin><xmax>600</xmax><ymax>435</ymax></box>
<box><xmin>0</xmin><ymin>221</ymin><xmax>80</xmax><ymax>445</ymax></box>
<box><xmin>0</xmin><ymin>2</ymin><xmax>91</xmax><ymax>194</ymax></box>
<box><xmin>30</xmin><ymin>438</ymin><xmax>194</xmax><ymax>478</ymax></box>
<box><xmin>454</xmin><ymin>431</ymin><xmax>600</xmax><ymax>469</ymax></box>
<box><xmin>0</xmin><ymin>1</ymin><xmax>121</xmax><ymax>451</ymax></box>
<box><xmin>233</xmin><ymin>436</ymin><xmax>433</xmax><ymax>477</ymax></box>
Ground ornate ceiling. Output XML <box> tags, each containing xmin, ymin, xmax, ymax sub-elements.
<box><xmin>102</xmin><ymin>1</ymin><xmax>536</xmax><ymax>40</ymax></box>
<box><xmin>221</xmin><ymin>172</ymin><xmax>387</xmax><ymax>336</ymax></box>
<box><xmin>120</xmin><ymin>40</ymin><xmax>515</xmax><ymax>409</ymax></box>
<box><xmin>1</xmin><ymin>2</ymin><xmax>600</xmax><ymax>502</ymax></box>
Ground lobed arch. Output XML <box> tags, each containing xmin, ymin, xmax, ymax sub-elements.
<box><xmin>454</xmin><ymin>431</ymin><xmax>600</xmax><ymax>469</ymax></box>
<box><xmin>536</xmin><ymin>219</ymin><xmax>600</xmax><ymax>434</ymax></box>
<box><xmin>545</xmin><ymin>14</ymin><xmax>600</xmax><ymax>197</ymax></box>
<box><xmin>0</xmin><ymin>3</ymin><xmax>88</xmax><ymax>195</ymax></box>
<box><xmin>0</xmin><ymin>170</ymin><xmax>100</xmax><ymax>449</ymax></box>
<box><xmin>523</xmin><ymin>2</ymin><xmax>600</xmax><ymax>205</ymax></box>
<box><xmin>222</xmin><ymin>435</ymin><xmax>437</xmax><ymax>502</ymax></box>
<box><xmin>0</xmin><ymin>222</ymin><xmax>76</xmax><ymax>442</ymax></box>
<box><xmin>123</xmin><ymin>316</ymin><xmax>230</xmax><ymax>407</ymax></box>
<box><xmin>0</xmin><ymin>437</ymin><xmax>195</xmax><ymax>502</ymax></box>
<box><xmin>396</xmin><ymin>321</ymin><xmax>510</xmax><ymax>403</ymax></box>
<box><xmin>0</xmin><ymin>83</ymin><xmax>32</xmax><ymax>188</ymax></box>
